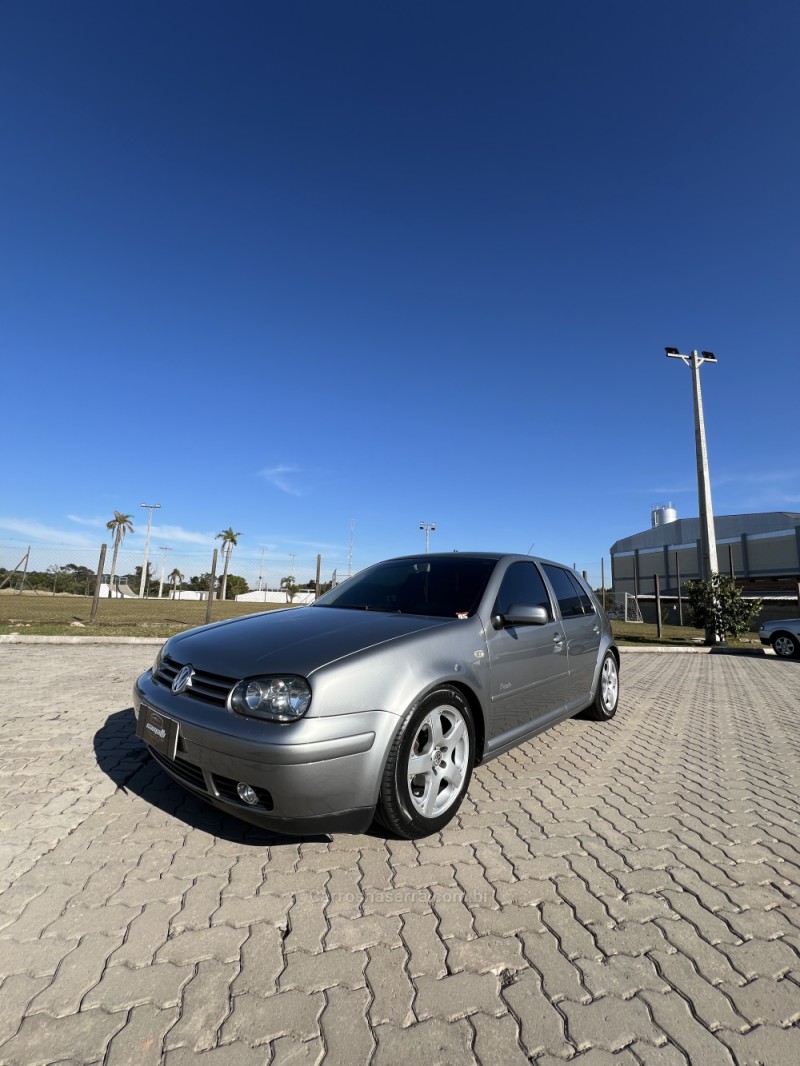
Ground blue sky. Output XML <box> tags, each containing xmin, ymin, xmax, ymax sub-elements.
<box><xmin>2</xmin><ymin>1</ymin><xmax>799</xmax><ymax>587</ymax></box>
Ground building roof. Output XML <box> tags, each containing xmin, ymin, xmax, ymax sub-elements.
<box><xmin>611</xmin><ymin>512</ymin><xmax>800</xmax><ymax>554</ymax></box>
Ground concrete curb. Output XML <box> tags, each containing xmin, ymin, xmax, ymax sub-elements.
<box><xmin>0</xmin><ymin>635</ymin><xmax>166</xmax><ymax>645</ymax></box>
<box><xmin>619</xmin><ymin>644</ymin><xmax>768</xmax><ymax>657</ymax></box>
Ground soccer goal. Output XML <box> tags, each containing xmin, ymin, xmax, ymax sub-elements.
<box><xmin>625</xmin><ymin>593</ymin><xmax>644</xmax><ymax>623</ymax></box>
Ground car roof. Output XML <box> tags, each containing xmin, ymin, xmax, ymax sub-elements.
<box><xmin>381</xmin><ymin>552</ymin><xmax>572</xmax><ymax>568</ymax></box>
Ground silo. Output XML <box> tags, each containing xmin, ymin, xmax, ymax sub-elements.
<box><xmin>651</xmin><ymin>503</ymin><xmax>678</xmax><ymax>528</ymax></box>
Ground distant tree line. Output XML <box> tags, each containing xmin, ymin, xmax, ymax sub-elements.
<box><xmin>0</xmin><ymin>563</ymin><xmax>97</xmax><ymax>595</ymax></box>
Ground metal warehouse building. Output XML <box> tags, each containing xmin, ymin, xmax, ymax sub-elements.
<box><xmin>611</xmin><ymin>510</ymin><xmax>800</xmax><ymax>604</ymax></box>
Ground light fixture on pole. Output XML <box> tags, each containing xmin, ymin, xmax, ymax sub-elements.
<box><xmin>139</xmin><ymin>503</ymin><xmax>161</xmax><ymax>598</ymax></box>
<box><xmin>419</xmin><ymin>521</ymin><xmax>436</xmax><ymax>553</ymax></box>
<box><xmin>665</xmin><ymin>347</ymin><xmax>720</xmax><ymax>643</ymax></box>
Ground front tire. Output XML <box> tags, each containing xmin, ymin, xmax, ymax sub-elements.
<box><xmin>584</xmin><ymin>651</ymin><xmax>620</xmax><ymax>721</ymax></box>
<box><xmin>772</xmin><ymin>632</ymin><xmax>799</xmax><ymax>659</ymax></box>
<box><xmin>377</xmin><ymin>686</ymin><xmax>475</xmax><ymax>839</ymax></box>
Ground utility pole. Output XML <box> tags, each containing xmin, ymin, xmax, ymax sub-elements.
<box><xmin>139</xmin><ymin>503</ymin><xmax>161</xmax><ymax>598</ymax></box>
<box><xmin>157</xmin><ymin>545</ymin><xmax>172</xmax><ymax>599</ymax></box>
<box><xmin>665</xmin><ymin>347</ymin><xmax>719</xmax><ymax>643</ymax></box>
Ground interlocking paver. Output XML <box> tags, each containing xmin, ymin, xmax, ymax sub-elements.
<box><xmin>0</xmin><ymin>1007</ymin><xmax>127</xmax><ymax>1066</ymax></box>
<box><xmin>164</xmin><ymin>958</ymin><xmax>238</xmax><ymax>1051</ymax></box>
<box><xmin>365</xmin><ymin>943</ymin><xmax>415</xmax><ymax>1026</ymax></box>
<box><xmin>26</xmin><ymin>932</ymin><xmax>118</xmax><ymax>1017</ymax></box>
<box><xmin>502</xmin><ymin>967</ymin><xmax>571</xmax><ymax>1058</ymax></box>
<box><xmin>82</xmin><ymin>960</ymin><xmax>195</xmax><ymax>1011</ymax></box>
<box><xmin>445</xmin><ymin>932</ymin><xmax>526</xmax><ymax>975</ymax></box>
<box><xmin>155</xmin><ymin>924</ymin><xmax>248</xmax><ymax>966</ymax></box>
<box><xmin>106</xmin><ymin>1003</ymin><xmax>180</xmax><ymax>1066</ymax></box>
<box><xmin>222</xmin><ymin>987</ymin><xmax>325</xmax><ymax>1044</ymax></box>
<box><xmin>413</xmin><ymin>970</ymin><xmax>502</xmax><ymax>1021</ymax></box>
<box><xmin>372</xmin><ymin>1017</ymin><xmax>475</xmax><ymax>1065</ymax></box>
<box><xmin>319</xmin><ymin>985</ymin><xmax>374</xmax><ymax>1065</ymax></box>
<box><xmin>470</xmin><ymin>1011</ymin><xmax>532</xmax><ymax>1066</ymax></box>
<box><xmin>1</xmin><ymin>645</ymin><xmax>799</xmax><ymax>1065</ymax></box>
<box><xmin>637</xmin><ymin>990</ymin><xmax>738</xmax><ymax>1065</ymax></box>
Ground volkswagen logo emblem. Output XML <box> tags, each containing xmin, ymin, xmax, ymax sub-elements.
<box><xmin>171</xmin><ymin>665</ymin><xmax>194</xmax><ymax>694</ymax></box>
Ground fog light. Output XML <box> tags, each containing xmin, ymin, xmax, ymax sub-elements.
<box><xmin>236</xmin><ymin>782</ymin><xmax>259</xmax><ymax>806</ymax></box>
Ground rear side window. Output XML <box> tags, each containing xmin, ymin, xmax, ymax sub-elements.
<box><xmin>569</xmin><ymin>572</ymin><xmax>595</xmax><ymax>614</ymax></box>
<box><xmin>493</xmin><ymin>562</ymin><xmax>553</xmax><ymax>619</ymax></box>
<box><xmin>542</xmin><ymin>564</ymin><xmax>593</xmax><ymax>618</ymax></box>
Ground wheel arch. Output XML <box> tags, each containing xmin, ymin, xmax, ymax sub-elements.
<box><xmin>376</xmin><ymin>678</ymin><xmax>486</xmax><ymax>784</ymax></box>
<box><xmin>446</xmin><ymin>680</ymin><xmax>486</xmax><ymax>765</ymax></box>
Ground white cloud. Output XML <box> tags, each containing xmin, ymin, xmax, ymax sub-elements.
<box><xmin>0</xmin><ymin>517</ymin><xmax>98</xmax><ymax>548</ymax></box>
<box><xmin>66</xmin><ymin>514</ymin><xmax>108</xmax><ymax>529</ymax></box>
<box><xmin>150</xmin><ymin>524</ymin><xmax>215</xmax><ymax>546</ymax></box>
<box><xmin>258</xmin><ymin>465</ymin><xmax>303</xmax><ymax>496</ymax></box>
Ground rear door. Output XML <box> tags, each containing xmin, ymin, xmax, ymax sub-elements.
<box><xmin>541</xmin><ymin>564</ymin><xmax>601</xmax><ymax>709</ymax></box>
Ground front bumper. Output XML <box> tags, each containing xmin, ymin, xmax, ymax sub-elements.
<box><xmin>133</xmin><ymin>671</ymin><xmax>399</xmax><ymax>835</ymax></box>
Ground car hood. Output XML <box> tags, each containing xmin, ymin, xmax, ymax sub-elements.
<box><xmin>166</xmin><ymin>606</ymin><xmax>454</xmax><ymax>678</ymax></box>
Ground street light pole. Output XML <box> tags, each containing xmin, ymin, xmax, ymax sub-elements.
<box><xmin>665</xmin><ymin>348</ymin><xmax>719</xmax><ymax>643</ymax></box>
<box><xmin>139</xmin><ymin>503</ymin><xmax>161</xmax><ymax>598</ymax></box>
<box><xmin>419</xmin><ymin>521</ymin><xmax>436</xmax><ymax>553</ymax></box>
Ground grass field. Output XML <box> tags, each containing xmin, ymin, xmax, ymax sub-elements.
<box><xmin>0</xmin><ymin>592</ymin><xmax>290</xmax><ymax>637</ymax></box>
<box><xmin>0</xmin><ymin>592</ymin><xmax>762</xmax><ymax>646</ymax></box>
<box><xmin>609</xmin><ymin>619</ymin><xmax>760</xmax><ymax>649</ymax></box>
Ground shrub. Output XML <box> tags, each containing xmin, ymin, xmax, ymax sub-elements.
<box><xmin>685</xmin><ymin>573</ymin><xmax>762</xmax><ymax>639</ymax></box>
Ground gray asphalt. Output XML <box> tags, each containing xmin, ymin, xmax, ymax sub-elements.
<box><xmin>1</xmin><ymin>644</ymin><xmax>798</xmax><ymax>1065</ymax></box>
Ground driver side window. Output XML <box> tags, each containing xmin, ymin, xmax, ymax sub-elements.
<box><xmin>493</xmin><ymin>562</ymin><xmax>553</xmax><ymax>620</ymax></box>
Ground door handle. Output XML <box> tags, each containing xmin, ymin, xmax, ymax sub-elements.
<box><xmin>553</xmin><ymin>633</ymin><xmax>564</xmax><ymax>644</ymax></box>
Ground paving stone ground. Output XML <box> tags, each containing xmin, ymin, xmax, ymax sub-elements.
<box><xmin>0</xmin><ymin>644</ymin><xmax>799</xmax><ymax>1065</ymax></box>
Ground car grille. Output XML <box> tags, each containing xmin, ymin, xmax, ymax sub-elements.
<box><xmin>149</xmin><ymin>748</ymin><xmax>274</xmax><ymax>813</ymax></box>
<box><xmin>150</xmin><ymin>748</ymin><xmax>209</xmax><ymax>793</ymax></box>
<box><xmin>155</xmin><ymin>654</ymin><xmax>235</xmax><ymax>708</ymax></box>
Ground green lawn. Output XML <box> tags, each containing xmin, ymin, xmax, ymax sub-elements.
<box><xmin>1</xmin><ymin>593</ymin><xmax>763</xmax><ymax>646</ymax></box>
<box><xmin>0</xmin><ymin>592</ymin><xmax>291</xmax><ymax>638</ymax></box>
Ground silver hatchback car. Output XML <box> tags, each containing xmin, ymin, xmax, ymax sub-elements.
<box><xmin>134</xmin><ymin>553</ymin><xmax>619</xmax><ymax>838</ymax></box>
<box><xmin>759</xmin><ymin>617</ymin><xmax>800</xmax><ymax>659</ymax></box>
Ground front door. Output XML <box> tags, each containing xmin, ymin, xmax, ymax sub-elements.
<box><xmin>483</xmin><ymin>561</ymin><xmax>571</xmax><ymax>754</ymax></box>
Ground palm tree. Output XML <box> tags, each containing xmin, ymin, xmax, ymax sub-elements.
<box><xmin>280</xmin><ymin>575</ymin><xmax>297</xmax><ymax>603</ymax></box>
<box><xmin>106</xmin><ymin>512</ymin><xmax>134</xmax><ymax>597</ymax></box>
<box><xmin>169</xmin><ymin>568</ymin><xmax>183</xmax><ymax>600</ymax></box>
<box><xmin>216</xmin><ymin>527</ymin><xmax>242</xmax><ymax>600</ymax></box>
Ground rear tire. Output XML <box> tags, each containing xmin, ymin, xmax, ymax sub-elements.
<box><xmin>584</xmin><ymin>652</ymin><xmax>619</xmax><ymax>721</ymax></box>
<box><xmin>377</xmin><ymin>686</ymin><xmax>474</xmax><ymax>839</ymax></box>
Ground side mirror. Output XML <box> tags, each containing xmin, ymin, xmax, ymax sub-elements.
<box><xmin>492</xmin><ymin>604</ymin><xmax>549</xmax><ymax>629</ymax></box>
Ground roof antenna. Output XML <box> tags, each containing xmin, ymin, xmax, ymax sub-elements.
<box><xmin>526</xmin><ymin>541</ymin><xmax>535</xmax><ymax>555</ymax></box>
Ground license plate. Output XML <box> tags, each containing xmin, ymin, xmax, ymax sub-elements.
<box><xmin>136</xmin><ymin>705</ymin><xmax>179</xmax><ymax>760</ymax></box>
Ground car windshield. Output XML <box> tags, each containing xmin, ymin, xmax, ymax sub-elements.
<box><xmin>314</xmin><ymin>556</ymin><xmax>497</xmax><ymax>618</ymax></box>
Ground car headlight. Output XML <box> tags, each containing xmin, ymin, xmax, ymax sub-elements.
<box><xmin>230</xmin><ymin>676</ymin><xmax>312</xmax><ymax>722</ymax></box>
<box><xmin>154</xmin><ymin>641</ymin><xmax>169</xmax><ymax>673</ymax></box>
